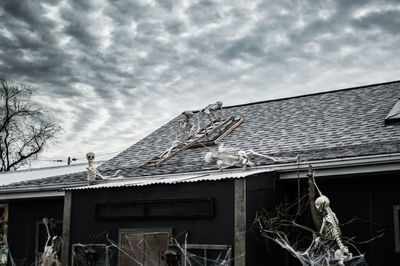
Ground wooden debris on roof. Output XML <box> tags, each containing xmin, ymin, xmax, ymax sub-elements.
<box><xmin>140</xmin><ymin>101</ymin><xmax>243</xmax><ymax>168</ymax></box>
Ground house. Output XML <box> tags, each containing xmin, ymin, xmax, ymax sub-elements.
<box><xmin>0</xmin><ymin>81</ymin><xmax>399</xmax><ymax>266</ymax></box>
<box><xmin>0</xmin><ymin>161</ymin><xmax>103</xmax><ymax>266</ymax></box>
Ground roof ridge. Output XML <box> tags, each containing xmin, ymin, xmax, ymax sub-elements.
<box><xmin>184</xmin><ymin>80</ymin><xmax>400</xmax><ymax>113</ymax></box>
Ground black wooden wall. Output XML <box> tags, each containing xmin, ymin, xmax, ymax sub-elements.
<box><xmin>7</xmin><ymin>197</ymin><xmax>64</xmax><ymax>265</ymax></box>
<box><xmin>69</xmin><ymin>179</ymin><xmax>235</xmax><ymax>265</ymax></box>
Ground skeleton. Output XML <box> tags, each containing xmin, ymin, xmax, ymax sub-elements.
<box><xmin>314</xmin><ymin>180</ymin><xmax>352</xmax><ymax>265</ymax></box>
<box><xmin>86</xmin><ymin>152</ymin><xmax>123</xmax><ymax>185</ymax></box>
<box><xmin>40</xmin><ymin>218</ymin><xmax>62</xmax><ymax>266</ymax></box>
<box><xmin>163</xmin><ymin>111</ymin><xmax>195</xmax><ymax>157</ymax></box>
<box><xmin>204</xmin><ymin>145</ymin><xmax>280</xmax><ymax>170</ymax></box>
<box><xmin>197</xmin><ymin>101</ymin><xmax>223</xmax><ymax>130</ymax></box>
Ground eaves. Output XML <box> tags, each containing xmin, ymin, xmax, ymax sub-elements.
<box><xmin>0</xmin><ymin>153</ymin><xmax>399</xmax><ymax>199</ymax></box>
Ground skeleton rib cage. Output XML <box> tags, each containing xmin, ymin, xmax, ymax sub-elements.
<box><xmin>140</xmin><ymin>116</ymin><xmax>237</xmax><ymax>168</ymax></box>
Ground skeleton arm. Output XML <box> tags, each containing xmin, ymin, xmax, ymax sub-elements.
<box><xmin>43</xmin><ymin>218</ymin><xmax>51</xmax><ymax>247</ymax></box>
<box><xmin>319</xmin><ymin>217</ymin><xmax>327</xmax><ymax>235</ymax></box>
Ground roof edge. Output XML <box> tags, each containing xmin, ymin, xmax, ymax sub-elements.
<box><xmin>1</xmin><ymin>152</ymin><xmax>399</xmax><ymax>195</ymax></box>
<box><xmin>185</xmin><ymin>80</ymin><xmax>400</xmax><ymax>113</ymax></box>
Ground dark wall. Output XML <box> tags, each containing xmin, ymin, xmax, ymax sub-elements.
<box><xmin>278</xmin><ymin>172</ymin><xmax>400</xmax><ymax>266</ymax></box>
<box><xmin>246</xmin><ymin>172</ymin><xmax>288</xmax><ymax>265</ymax></box>
<box><xmin>7</xmin><ymin>197</ymin><xmax>64</xmax><ymax>266</ymax></box>
<box><xmin>70</xmin><ymin>180</ymin><xmax>235</xmax><ymax>264</ymax></box>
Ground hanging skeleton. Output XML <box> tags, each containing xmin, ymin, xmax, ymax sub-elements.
<box><xmin>86</xmin><ymin>152</ymin><xmax>123</xmax><ymax>185</ymax></box>
<box><xmin>204</xmin><ymin>145</ymin><xmax>281</xmax><ymax>170</ymax></box>
<box><xmin>163</xmin><ymin>111</ymin><xmax>195</xmax><ymax>157</ymax></box>
<box><xmin>313</xmin><ymin>176</ymin><xmax>352</xmax><ymax>265</ymax></box>
<box><xmin>40</xmin><ymin>218</ymin><xmax>62</xmax><ymax>266</ymax></box>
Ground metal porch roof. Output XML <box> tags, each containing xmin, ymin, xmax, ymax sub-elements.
<box><xmin>65</xmin><ymin>168</ymin><xmax>269</xmax><ymax>190</ymax></box>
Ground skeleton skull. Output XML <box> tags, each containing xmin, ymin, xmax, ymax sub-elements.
<box><xmin>86</xmin><ymin>152</ymin><xmax>95</xmax><ymax>162</ymax></box>
<box><xmin>315</xmin><ymin>195</ymin><xmax>330</xmax><ymax>212</ymax></box>
<box><xmin>205</xmin><ymin>152</ymin><xmax>217</xmax><ymax>164</ymax></box>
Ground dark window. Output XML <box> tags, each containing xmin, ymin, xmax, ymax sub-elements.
<box><xmin>95</xmin><ymin>198</ymin><xmax>215</xmax><ymax>220</ymax></box>
<box><xmin>118</xmin><ymin>229</ymin><xmax>171</xmax><ymax>266</ymax></box>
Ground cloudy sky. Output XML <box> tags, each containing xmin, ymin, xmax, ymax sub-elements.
<box><xmin>1</xmin><ymin>0</ymin><xmax>400</xmax><ymax>167</ymax></box>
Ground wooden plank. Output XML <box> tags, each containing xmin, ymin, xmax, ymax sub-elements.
<box><xmin>394</xmin><ymin>205</ymin><xmax>400</xmax><ymax>253</ymax></box>
<box><xmin>140</xmin><ymin>117</ymin><xmax>233</xmax><ymax>168</ymax></box>
<box><xmin>183</xmin><ymin>244</ymin><xmax>232</xmax><ymax>250</ymax></box>
<box><xmin>234</xmin><ymin>179</ymin><xmax>246</xmax><ymax>266</ymax></box>
<box><xmin>214</xmin><ymin>118</ymin><xmax>244</xmax><ymax>144</ymax></box>
<box><xmin>155</xmin><ymin>116</ymin><xmax>234</xmax><ymax>166</ymax></box>
<box><xmin>62</xmin><ymin>191</ymin><xmax>72</xmax><ymax>266</ymax></box>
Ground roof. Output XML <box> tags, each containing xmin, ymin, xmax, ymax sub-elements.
<box><xmin>1</xmin><ymin>80</ymin><xmax>400</xmax><ymax>192</ymax></box>
<box><xmin>0</xmin><ymin>161</ymin><xmax>103</xmax><ymax>186</ymax></box>
<box><xmin>66</xmin><ymin>168</ymin><xmax>268</xmax><ymax>191</ymax></box>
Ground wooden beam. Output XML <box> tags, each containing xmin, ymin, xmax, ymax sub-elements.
<box><xmin>140</xmin><ymin>116</ymin><xmax>235</xmax><ymax>168</ymax></box>
<box><xmin>234</xmin><ymin>179</ymin><xmax>246</xmax><ymax>266</ymax></box>
<box><xmin>214</xmin><ymin>118</ymin><xmax>244</xmax><ymax>144</ymax></box>
<box><xmin>155</xmin><ymin>116</ymin><xmax>234</xmax><ymax>166</ymax></box>
<box><xmin>62</xmin><ymin>191</ymin><xmax>72</xmax><ymax>266</ymax></box>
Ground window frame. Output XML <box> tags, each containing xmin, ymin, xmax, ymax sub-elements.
<box><xmin>394</xmin><ymin>205</ymin><xmax>400</xmax><ymax>253</ymax></box>
<box><xmin>118</xmin><ymin>228</ymin><xmax>172</xmax><ymax>266</ymax></box>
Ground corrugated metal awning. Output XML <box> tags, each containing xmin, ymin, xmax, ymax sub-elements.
<box><xmin>65</xmin><ymin>168</ymin><xmax>269</xmax><ymax>191</ymax></box>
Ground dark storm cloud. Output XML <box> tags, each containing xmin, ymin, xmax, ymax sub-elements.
<box><xmin>218</xmin><ymin>36</ymin><xmax>266</xmax><ymax>61</ymax></box>
<box><xmin>353</xmin><ymin>9</ymin><xmax>400</xmax><ymax>34</ymax></box>
<box><xmin>186</xmin><ymin>1</ymin><xmax>222</xmax><ymax>25</ymax></box>
<box><xmin>164</xmin><ymin>19</ymin><xmax>186</xmax><ymax>35</ymax></box>
<box><xmin>2</xmin><ymin>0</ymin><xmax>54</xmax><ymax>30</ymax></box>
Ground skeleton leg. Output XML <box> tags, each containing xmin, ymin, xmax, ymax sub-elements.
<box><xmin>247</xmin><ymin>150</ymin><xmax>278</xmax><ymax>162</ymax></box>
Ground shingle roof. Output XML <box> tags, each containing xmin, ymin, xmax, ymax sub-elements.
<box><xmin>2</xmin><ymin>81</ymin><xmax>400</xmax><ymax>191</ymax></box>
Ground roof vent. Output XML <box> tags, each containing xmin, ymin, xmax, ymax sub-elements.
<box><xmin>385</xmin><ymin>98</ymin><xmax>400</xmax><ymax>123</ymax></box>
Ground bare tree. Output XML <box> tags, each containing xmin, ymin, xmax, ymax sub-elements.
<box><xmin>0</xmin><ymin>77</ymin><xmax>61</xmax><ymax>171</ymax></box>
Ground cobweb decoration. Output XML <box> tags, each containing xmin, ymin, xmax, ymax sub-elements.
<box><xmin>253</xmin><ymin>166</ymin><xmax>381</xmax><ymax>266</ymax></box>
<box><xmin>72</xmin><ymin>244</ymin><xmax>117</xmax><ymax>266</ymax></box>
<box><xmin>270</xmin><ymin>233</ymin><xmax>367</xmax><ymax>266</ymax></box>
<box><xmin>104</xmin><ymin>232</ymin><xmax>233</xmax><ymax>266</ymax></box>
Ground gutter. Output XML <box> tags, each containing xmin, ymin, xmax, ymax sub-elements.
<box><xmin>0</xmin><ymin>182</ymin><xmax>86</xmax><ymax>201</ymax></box>
<box><xmin>275</xmin><ymin>153</ymin><xmax>400</xmax><ymax>179</ymax></box>
<box><xmin>0</xmin><ymin>190</ymin><xmax>65</xmax><ymax>200</ymax></box>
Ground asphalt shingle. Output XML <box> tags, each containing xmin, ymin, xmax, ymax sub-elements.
<box><xmin>2</xmin><ymin>81</ymin><xmax>400</xmax><ymax>189</ymax></box>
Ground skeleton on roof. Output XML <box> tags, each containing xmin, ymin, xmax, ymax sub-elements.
<box><xmin>312</xmin><ymin>175</ymin><xmax>352</xmax><ymax>265</ymax></box>
<box><xmin>202</xmin><ymin>101</ymin><xmax>223</xmax><ymax>122</ymax></box>
<box><xmin>163</xmin><ymin>111</ymin><xmax>195</xmax><ymax>157</ymax></box>
<box><xmin>177</xmin><ymin>111</ymin><xmax>195</xmax><ymax>142</ymax></box>
<box><xmin>86</xmin><ymin>152</ymin><xmax>123</xmax><ymax>185</ymax></box>
<box><xmin>196</xmin><ymin>101</ymin><xmax>223</xmax><ymax>131</ymax></box>
<box><xmin>205</xmin><ymin>145</ymin><xmax>282</xmax><ymax>170</ymax></box>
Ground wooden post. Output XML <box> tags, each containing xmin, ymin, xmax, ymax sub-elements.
<box><xmin>234</xmin><ymin>179</ymin><xmax>246</xmax><ymax>266</ymax></box>
<box><xmin>62</xmin><ymin>191</ymin><xmax>72</xmax><ymax>266</ymax></box>
<box><xmin>3</xmin><ymin>203</ymin><xmax>8</xmax><ymax>237</ymax></box>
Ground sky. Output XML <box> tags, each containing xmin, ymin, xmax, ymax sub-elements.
<box><xmin>1</xmin><ymin>0</ymin><xmax>400</xmax><ymax>168</ymax></box>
